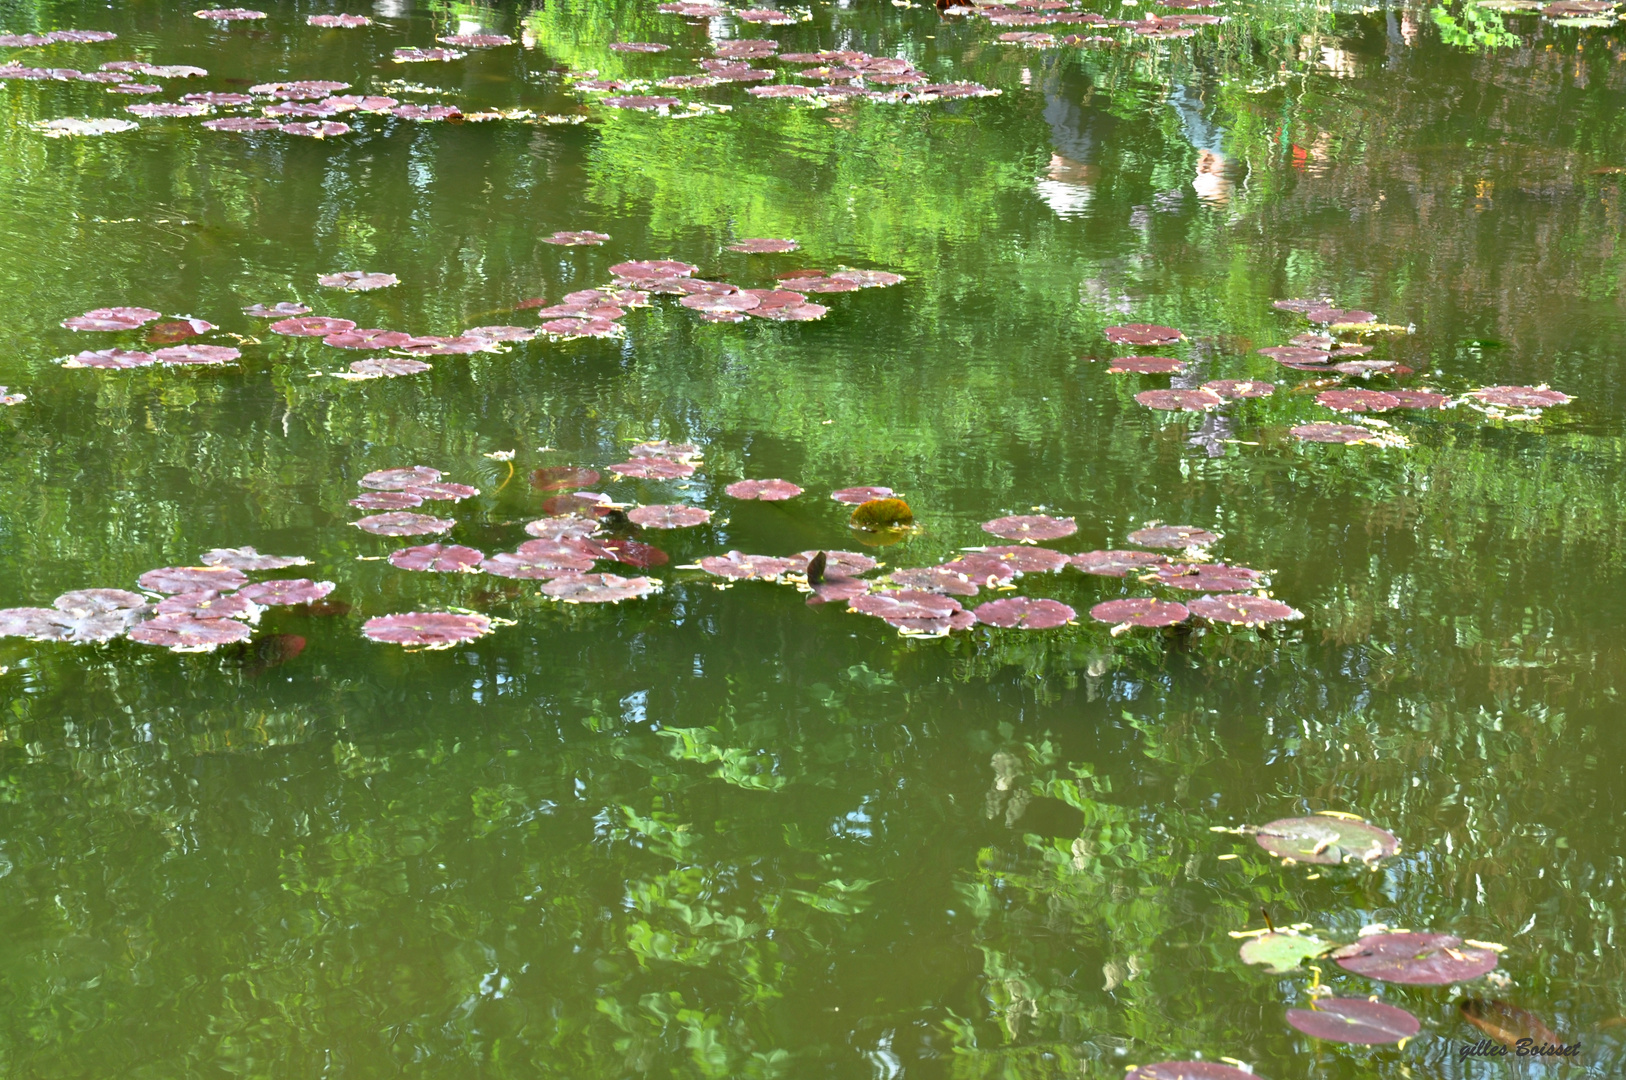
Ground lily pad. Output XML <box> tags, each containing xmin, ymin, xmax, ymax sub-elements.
<box><xmin>200</xmin><ymin>546</ymin><xmax>310</xmax><ymax>571</ymax></box>
<box><xmin>237</xmin><ymin>579</ymin><xmax>335</xmax><ymax>606</ymax></box>
<box><xmin>1088</xmin><ymin>598</ymin><xmax>1190</xmax><ymax>627</ymax></box>
<box><xmin>1291</xmin><ymin>423</ymin><xmax>1376</xmax><ymax>444</ymax></box>
<box><xmin>270</xmin><ymin>316</ymin><xmax>355</xmax><ymax>336</ymax></box>
<box><xmin>438</xmin><ymin>33</ymin><xmax>513</xmax><ymax>47</ymax></box>
<box><xmin>610</xmin><ymin>259</ymin><xmax>698</xmax><ymax>280</ymax></box>
<box><xmin>828</xmin><ymin>269</ymin><xmax>903</xmax><ymax>288</ymax></box>
<box><xmin>609</xmin><ymin>42</ymin><xmax>670</xmax><ymax>52</ymax></box>
<box><xmin>541</xmin><ymin>573</ymin><xmax>661</xmax><ymax>603</ymax></box>
<box><xmin>53</xmin><ymin>589</ymin><xmax>147</xmax><ymax>618</ymax></box>
<box><xmin>850</xmin><ymin>498</ymin><xmax>913</xmax><ymax>531</ymax></box>
<box><xmin>393</xmin><ymin>47</ymin><xmax>466</xmax><ymax>63</ymax></box>
<box><xmin>1259</xmin><ymin>346</ymin><xmax>1331</xmax><ymax>365</ymax></box>
<box><xmin>627</xmin><ymin>504</ymin><xmax>711</xmax><ymax>528</ymax></box>
<box><xmin>308</xmin><ymin>13</ymin><xmax>372</xmax><ymax>26</ymax></box>
<box><xmin>1137</xmin><ymin>388</ymin><xmax>1224</xmax><ymax>411</ymax></box>
<box><xmin>939</xmin><ymin>553</ymin><xmax>1019</xmax><ymax>583</ymax></box>
<box><xmin>130</xmin><ymin>614</ymin><xmax>251</xmax><ymax>650</ymax></box>
<box><xmin>1240</xmin><ymin>932</ymin><xmax>1333</xmax><ymax>974</ymax></box>
<box><xmin>698</xmin><ymin>552</ymin><xmax>798</xmax><ymax>580</ymax></box>
<box><xmin>351</xmin><ymin>512</ymin><xmax>455</xmax><ymax>536</ymax></box>
<box><xmin>1127</xmin><ymin>525</ymin><xmax>1219</xmax><ymax>550</ymax></box>
<box><xmin>1317</xmin><ymin>389</ymin><xmax>1399</xmax><ymax>412</ymax></box>
<box><xmin>244</xmin><ymin>302</ymin><xmax>310</xmax><ymax>318</ymax></box>
<box><xmin>362</xmin><ymin>611</ymin><xmax>492</xmax><ymax>648</ymax></box>
<box><xmin>156</xmin><ymin>590</ymin><xmax>258</xmax><ymax>620</ymax></box>
<box><xmin>1105</xmin><ymin>323</ymin><xmax>1182</xmax><ymax>345</ymax></box>
<box><xmin>524</xmin><ymin>515</ymin><xmax>602</xmax><ymax>540</ymax></box>
<box><xmin>194</xmin><ymin>7</ymin><xmax>266</xmax><ymax>18</ymax></box>
<box><xmin>350</xmin><ymin>491</ymin><xmax>421</xmax><ymax>509</ymax></box>
<box><xmin>1287</xmin><ymin>999</ymin><xmax>1420</xmax><ymax>1044</ymax></box>
<box><xmin>155</xmin><ymin>344</ymin><xmax>239</xmax><ymax>365</ymax></box>
<box><xmin>348</xmin><ymin>357</ymin><xmax>432</xmax><ymax>379</ymax></box>
<box><xmin>726</xmin><ymin>478</ymin><xmax>802</xmax><ymax>501</ymax></box>
<box><xmin>1126</xmin><ymin>1063</ymin><xmax>1257</xmax><ymax>1080</ymax></box>
<box><xmin>887</xmin><ymin>566</ymin><xmax>978</xmax><ymax>596</ymax></box>
<box><xmin>542</xmin><ymin>230</ymin><xmax>611</xmax><ymax>245</ymax></box>
<box><xmin>728</xmin><ymin>238</ymin><xmax>799</xmax><ymax>253</ymax></box>
<box><xmin>1152</xmin><ymin>563</ymin><xmax>1266</xmax><ymax>592</ymax></box>
<box><xmin>592</xmin><ymin>538</ymin><xmax>669</xmax><ymax>569</ymax></box>
<box><xmin>608</xmin><ymin>459</ymin><xmax>696</xmax><ymax>480</ymax></box>
<box><xmin>1388</xmin><ymin>390</ymin><xmax>1449</xmax><ymax>409</ymax></box>
<box><xmin>388</xmin><ymin>543</ymin><xmax>484</xmax><ymax>572</ymax></box>
<box><xmin>851</xmin><ymin>590</ymin><xmax>971</xmax><ymax>636</ymax></box>
<box><xmin>1071</xmin><ymin>550</ymin><xmax>1168</xmax><ymax>576</ymax></box>
<box><xmin>62</xmin><ymin>306</ymin><xmax>161</xmax><ymax>332</ymax></box>
<box><xmin>1188</xmin><ymin>594</ymin><xmax>1302</xmax><ymax>626</ymax></box>
<box><xmin>981</xmin><ymin>546</ymin><xmax>1069</xmax><ymax>573</ymax></box>
<box><xmin>318</xmin><ymin>271</ymin><xmax>398</xmax><ymax>291</ymax></box>
<box><xmin>1306</xmin><ymin>307</ymin><xmax>1375</xmax><ymax>325</ymax></box>
<box><xmin>1332</xmin><ymin>933</ymin><xmax>1498</xmax><ymax>985</ymax></box>
<box><xmin>1253</xmin><ymin>816</ymin><xmax>1399</xmax><ymax>864</ymax></box>
<box><xmin>1108</xmin><ymin>356</ymin><xmax>1184</xmax><ymax>374</ymax></box>
<box><xmin>794</xmin><ymin>550</ymin><xmax>877</xmax><ymax>578</ymax></box>
<box><xmin>682</xmin><ymin>292</ymin><xmax>762</xmax><ymax>314</ymax></box>
<box><xmin>137</xmin><ymin>565</ymin><xmax>249</xmax><ymax>594</ymax></box>
<box><xmin>1469</xmin><ymin>385</ymin><xmax>1571</xmax><ymax>408</ymax></box>
<box><xmin>0</xmin><ymin>607</ymin><xmax>74</xmax><ymax>641</ymax></box>
<box><xmin>982</xmin><ymin>514</ymin><xmax>1076</xmax><ymax>542</ymax></box>
<box><xmin>324</xmin><ymin>329</ymin><xmax>412</xmax><ymax>350</ymax></box>
<box><xmin>61</xmin><ymin>348</ymin><xmax>156</xmax><ymax>369</ymax></box>
<box><xmin>360</xmin><ymin>466</ymin><xmax>442</xmax><ymax>490</ymax></box>
<box><xmin>1204</xmin><ymin>379</ymin><xmax>1276</xmax><ymax>399</ymax></box>
<box><xmin>973</xmin><ymin>596</ymin><xmax>1075</xmax><ymax>629</ymax></box>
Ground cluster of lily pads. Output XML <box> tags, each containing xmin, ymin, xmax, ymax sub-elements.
<box><xmin>0</xmin><ymin>547</ymin><xmax>333</xmax><ymax>652</ymax></box>
<box><xmin>960</xmin><ymin>0</ymin><xmax>1225</xmax><ymax>46</ymax></box>
<box><xmin>1103</xmin><ymin>299</ymin><xmax>1573</xmax><ymax>446</ymax></box>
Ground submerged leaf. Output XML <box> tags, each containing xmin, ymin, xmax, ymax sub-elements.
<box><xmin>1459</xmin><ymin>999</ymin><xmax>1564</xmax><ymax>1048</ymax></box>
<box><xmin>1253</xmin><ymin>816</ymin><xmax>1399</xmax><ymax>864</ymax></box>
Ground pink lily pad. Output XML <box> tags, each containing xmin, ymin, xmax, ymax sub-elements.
<box><xmin>244</xmin><ymin>302</ymin><xmax>310</xmax><ymax>318</ymax></box>
<box><xmin>939</xmin><ymin>554</ymin><xmax>1018</xmax><ymax>583</ymax></box>
<box><xmin>390</xmin><ymin>104</ymin><xmax>462</xmax><ymax>121</ymax></box>
<box><xmin>270</xmin><ymin>316</ymin><xmax>355</xmax><ymax>336</ymax></box>
<box><xmin>629</xmin><ymin>440</ymin><xmax>698</xmax><ymax>460</ymax></box>
<box><xmin>736</xmin><ymin>7</ymin><xmax>798</xmax><ymax>22</ymax></box>
<box><xmin>981</xmin><ymin>514</ymin><xmax>1077</xmax><ymax>542</ymax></box>
<box><xmin>1253</xmin><ymin>816</ymin><xmax>1400</xmax><ymax>864</ymax></box>
<box><xmin>542</xmin><ymin>230</ymin><xmax>611</xmax><ymax>245</ymax></box>
<box><xmin>200</xmin><ymin>546</ymin><xmax>309</xmax><ymax>570</ymax></box>
<box><xmin>627</xmin><ymin>504</ymin><xmax>711</xmax><ymax>528</ymax></box>
<box><xmin>1286</xmin><ymin>999</ymin><xmax>1420</xmax><ymax>1044</ymax></box>
<box><xmin>540</xmin><ymin>573</ymin><xmax>661</xmax><ymax>603</ymax></box>
<box><xmin>130</xmin><ymin>614</ymin><xmax>251</xmax><ymax>650</ymax></box>
<box><xmin>397</xmin><ymin>335</ymin><xmax>495</xmax><ymax>356</ymax></box>
<box><xmin>698</xmin><ymin>552</ymin><xmax>797</xmax><ymax>580</ymax></box>
<box><xmin>611</xmin><ymin>260</ymin><xmax>701</xmax><ymax>281</ymax></box>
<box><xmin>1136</xmin><ymin>388</ymin><xmax>1223</xmax><ymax>411</ymax></box>
<box><xmin>1470</xmin><ymin>385</ymin><xmax>1571</xmax><ymax>408</ymax></box>
<box><xmin>792</xmin><ymin>276</ymin><xmax>861</xmax><ymax>293</ymax></box>
<box><xmin>362</xmin><ymin>611</ymin><xmax>492</xmax><ymax>647</ymax></box>
<box><xmin>1331</xmin><ymin>932</ymin><xmax>1498</xmax><ymax>985</ymax></box>
<box><xmin>156</xmin><ymin>590</ymin><xmax>259</xmax><ymax>620</ymax></box>
<box><xmin>608</xmin><ymin>459</ymin><xmax>696</xmax><ymax>479</ymax></box>
<box><xmin>793</xmin><ymin>550</ymin><xmax>879</xmax><ymax>577</ymax></box>
<box><xmin>0</xmin><ymin>608</ymin><xmax>73</xmax><ymax>641</ymax></box>
<box><xmin>1204</xmin><ymin>379</ymin><xmax>1276</xmax><ymax>399</ymax></box>
<box><xmin>438</xmin><ymin>33</ymin><xmax>513</xmax><ymax>47</ymax></box>
<box><xmin>388</xmin><ymin>543</ymin><xmax>484</xmax><ymax>572</ymax></box>
<box><xmin>1259</xmin><ymin>346</ymin><xmax>1331</xmax><ymax>364</ymax></box>
<box><xmin>973</xmin><ymin>596</ymin><xmax>1076</xmax><ymax>629</ymax></box>
<box><xmin>62</xmin><ymin>306</ymin><xmax>161</xmax><ymax>332</ymax></box>
<box><xmin>318</xmin><ymin>271</ymin><xmax>398</xmax><ymax>291</ymax></box>
<box><xmin>727</xmin><ymin>478</ymin><xmax>802</xmax><ymax>501</ymax></box>
<box><xmin>464</xmin><ymin>325</ymin><xmax>536</xmax><ymax>342</ymax></box>
<box><xmin>833</xmin><ymin>270</ymin><xmax>906</xmax><ymax>289</ymax></box>
<box><xmin>360</xmin><ymin>466</ymin><xmax>441</xmax><ymax>490</ymax></box>
<box><xmin>393</xmin><ymin>47</ymin><xmax>466</xmax><ymax>62</ymax></box>
<box><xmin>805</xmin><ymin>579</ymin><xmax>870</xmax><ymax>605</ymax></box>
<box><xmin>1306</xmin><ymin>307</ymin><xmax>1375</xmax><ymax>325</ymax></box>
<box><xmin>194</xmin><ymin>8</ymin><xmax>267</xmax><ymax>20</ymax></box>
<box><xmin>1127</xmin><ymin>525</ymin><xmax>1219</xmax><ymax>549</ymax></box>
<box><xmin>308</xmin><ymin>13</ymin><xmax>372</xmax><ymax>26</ymax></box>
<box><xmin>981</xmin><ymin>546</ymin><xmax>1070</xmax><ymax>573</ymax></box>
<box><xmin>1088</xmin><ymin>598</ymin><xmax>1190</xmax><ymax>627</ymax></box>
<box><xmin>351</xmin><ymin>491</ymin><xmax>423</xmax><ymax>510</ymax></box>
<box><xmin>681</xmin><ymin>292</ymin><xmax>762</xmax><ymax>314</ymax></box>
<box><xmin>749</xmin><ymin>85</ymin><xmax>819</xmax><ymax>98</ymax></box>
<box><xmin>1317</xmin><ymin>388</ymin><xmax>1399</xmax><ymax>412</ymax></box>
<box><xmin>610</xmin><ymin>41</ymin><xmax>670</xmax><ymax>52</ymax></box>
<box><xmin>137</xmin><ymin>565</ymin><xmax>248</xmax><ymax>594</ymax></box>
<box><xmin>850</xmin><ymin>590</ymin><xmax>973</xmax><ymax>635</ymax></box>
<box><xmin>53</xmin><ymin>589</ymin><xmax>147</xmax><ymax>617</ymax></box>
<box><xmin>155</xmin><ymin>344</ymin><xmax>239</xmax><ymax>365</ymax></box>
<box><xmin>753</xmin><ymin>302</ymin><xmax>827</xmax><ymax>322</ymax></box>
<box><xmin>237</xmin><ymin>579</ymin><xmax>335</xmax><ymax>606</ymax></box>
<box><xmin>728</xmin><ymin>238</ymin><xmax>799</xmax><ymax>253</ymax></box>
<box><xmin>831</xmin><ymin>486</ymin><xmax>893</xmax><ymax>504</ymax></box>
<box><xmin>480</xmin><ymin>551</ymin><xmax>576</xmax><ymax>579</ymax></box>
<box><xmin>1389</xmin><ymin>390</ymin><xmax>1449</xmax><ymax>409</ymax></box>
<box><xmin>1105</xmin><ymin>323</ymin><xmax>1182</xmax><ymax>345</ymax></box>
<box><xmin>1126</xmin><ymin>1064</ymin><xmax>1258</xmax><ymax>1080</ymax></box>
<box><xmin>1291</xmin><ymin>423</ymin><xmax>1377</xmax><ymax>444</ymax></box>
<box><xmin>141</xmin><ymin>317</ymin><xmax>210</xmax><ymax>343</ymax></box>
<box><xmin>351</xmin><ymin>512</ymin><xmax>455</xmax><ymax>536</ymax></box>
<box><xmin>324</xmin><ymin>329</ymin><xmax>412</xmax><ymax>349</ymax></box>
<box><xmin>595</xmin><ymin>538</ymin><xmax>669</xmax><ymax>569</ymax></box>
<box><xmin>1108</xmin><ymin>356</ymin><xmax>1184</xmax><ymax>374</ymax></box>
<box><xmin>61</xmin><ymin>348</ymin><xmax>156</xmax><ymax>369</ymax></box>
<box><xmin>526</xmin><ymin>513</ymin><xmax>603</xmax><ymax>539</ymax></box>
<box><xmin>348</xmin><ymin>357</ymin><xmax>432</xmax><ymax>379</ymax></box>
<box><xmin>1187</xmin><ymin>594</ymin><xmax>1302</xmax><ymax>625</ymax></box>
<box><xmin>516</xmin><ymin>537</ymin><xmax>600</xmax><ymax>569</ymax></box>
<box><xmin>126</xmin><ymin>102</ymin><xmax>213</xmax><ymax>117</ymax></box>
<box><xmin>402</xmin><ymin>482</ymin><xmax>478</xmax><ymax>501</ymax></box>
<box><xmin>540</xmin><ymin>317</ymin><xmax>621</xmax><ymax>339</ymax></box>
<box><xmin>887</xmin><ymin>566</ymin><xmax>978</xmax><ymax>596</ymax></box>
<box><xmin>1070</xmin><ymin>550</ymin><xmax>1168</xmax><ymax>576</ymax></box>
<box><xmin>1152</xmin><ymin>563</ymin><xmax>1266</xmax><ymax>591</ymax></box>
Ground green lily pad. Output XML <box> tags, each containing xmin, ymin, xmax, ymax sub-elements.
<box><xmin>1240</xmin><ymin>933</ymin><xmax>1333</xmax><ymax>974</ymax></box>
<box><xmin>1253</xmin><ymin>816</ymin><xmax>1399</xmax><ymax>865</ymax></box>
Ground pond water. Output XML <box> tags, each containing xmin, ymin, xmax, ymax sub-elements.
<box><xmin>1</xmin><ymin>0</ymin><xmax>1624</xmax><ymax>1076</ymax></box>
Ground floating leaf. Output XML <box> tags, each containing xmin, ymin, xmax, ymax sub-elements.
<box><xmin>698</xmin><ymin>552</ymin><xmax>798</xmax><ymax>580</ymax></box>
<box><xmin>156</xmin><ymin>344</ymin><xmax>239</xmax><ymax>365</ymax></box>
<box><xmin>1137</xmin><ymin>388</ymin><xmax>1224</xmax><ymax>412</ymax></box>
<box><xmin>393</xmin><ymin>47</ymin><xmax>466</xmax><ymax>63</ymax></box>
<box><xmin>360</xmin><ymin>466</ymin><xmax>442</xmax><ymax>490</ymax></box>
<box><xmin>362</xmin><ymin>611</ymin><xmax>491</xmax><ymax>647</ymax></box>
<box><xmin>200</xmin><ymin>546</ymin><xmax>310</xmax><ymax>571</ymax></box>
<box><xmin>1126</xmin><ymin>1063</ymin><xmax>1257</xmax><ymax>1080</ymax></box>
<box><xmin>53</xmin><ymin>589</ymin><xmax>147</xmax><ymax>618</ymax></box>
<box><xmin>1253</xmin><ymin>817</ymin><xmax>1399</xmax><ymax>864</ymax></box>
<box><xmin>540</xmin><ymin>573</ymin><xmax>661</xmax><ymax>603</ymax></box>
<box><xmin>1088</xmin><ymin>598</ymin><xmax>1190</xmax><ymax>627</ymax></box>
<box><xmin>1333</xmin><ymin>933</ymin><xmax>1498</xmax><ymax>985</ymax></box>
<box><xmin>887</xmin><ymin>566</ymin><xmax>978</xmax><ymax>596</ymax></box>
<box><xmin>324</xmin><ymin>329</ymin><xmax>411</xmax><ymax>350</ymax></box>
<box><xmin>156</xmin><ymin>590</ymin><xmax>258</xmax><ymax>620</ymax></box>
<box><xmin>194</xmin><ymin>8</ymin><xmax>266</xmax><ymax>19</ymax></box>
<box><xmin>308</xmin><ymin>13</ymin><xmax>372</xmax><ymax>26</ymax></box>
<box><xmin>981</xmin><ymin>546</ymin><xmax>1069</xmax><ymax>573</ymax></box>
<box><xmin>1108</xmin><ymin>355</ymin><xmax>1184</xmax><ymax>374</ymax></box>
<box><xmin>1152</xmin><ymin>563</ymin><xmax>1266</xmax><ymax>592</ymax></box>
<box><xmin>1128</xmin><ymin>525</ymin><xmax>1219</xmax><ymax>549</ymax></box>
<box><xmin>388</xmin><ymin>543</ymin><xmax>484</xmax><ymax>572</ymax></box>
<box><xmin>0</xmin><ymin>607</ymin><xmax>74</xmax><ymax>641</ymax></box>
<box><xmin>464</xmin><ymin>325</ymin><xmax>536</xmax><ymax>342</ymax></box>
<box><xmin>1469</xmin><ymin>385</ymin><xmax>1571</xmax><ymax>408</ymax></box>
<box><xmin>542</xmin><ymin>230</ymin><xmax>610</xmax><ymax>245</ymax></box>
<box><xmin>609</xmin><ymin>260</ymin><xmax>699</xmax><ymax>280</ymax></box>
<box><xmin>402</xmin><ymin>482</ymin><xmax>477</xmax><ymax>502</ymax></box>
<box><xmin>1287</xmin><ymin>999</ymin><xmax>1420</xmax><ymax>1044</ymax></box>
<box><xmin>1188</xmin><ymin>594</ymin><xmax>1302</xmax><ymax>626</ymax></box>
<box><xmin>1459</xmin><ymin>999</ymin><xmax>1564</xmax><ymax>1047</ymax></box>
<box><xmin>61</xmin><ymin>348</ymin><xmax>155</xmax><ymax>369</ymax></box>
<box><xmin>202</xmin><ymin>117</ymin><xmax>284</xmax><ymax>132</ymax></box>
<box><xmin>62</xmin><ymin>306</ymin><xmax>161</xmax><ymax>332</ymax></box>
<box><xmin>629</xmin><ymin>440</ymin><xmax>700</xmax><ymax>460</ymax></box>
<box><xmin>1291</xmin><ymin>423</ymin><xmax>1377</xmax><ymax>444</ymax></box>
<box><xmin>595</xmin><ymin>538</ymin><xmax>670</xmax><ymax>568</ymax></box>
<box><xmin>831</xmin><ymin>486</ymin><xmax>893</xmax><ymax>504</ymax></box>
<box><xmin>627</xmin><ymin>504</ymin><xmax>710</xmax><ymax>528</ymax></box>
<box><xmin>1389</xmin><ymin>390</ymin><xmax>1449</xmax><ymax>409</ymax></box>
<box><xmin>138</xmin><ymin>565</ymin><xmax>248</xmax><ymax>594</ymax></box>
<box><xmin>531</xmin><ymin>467</ymin><xmax>601</xmax><ymax>492</ymax></box>
<box><xmin>437</xmin><ymin>33</ymin><xmax>513</xmax><ymax>47</ymax></box>
<box><xmin>850</xmin><ymin>498</ymin><xmax>914</xmax><ymax>531</ymax></box>
<box><xmin>1105</xmin><ymin>324</ymin><xmax>1182</xmax><ymax>345</ymax></box>
<box><xmin>1071</xmin><ymin>550</ymin><xmax>1168</xmax><ymax>576</ymax></box>
<box><xmin>126</xmin><ymin>102</ymin><xmax>213</xmax><ymax>118</ymax></box>
<box><xmin>982</xmin><ymin>514</ymin><xmax>1077</xmax><ymax>542</ymax></box>
<box><xmin>851</xmin><ymin>590</ymin><xmax>972</xmax><ymax>636</ymax></box>
<box><xmin>525</xmin><ymin>513</ymin><xmax>603</xmax><ymax>539</ymax></box>
<box><xmin>1240</xmin><ymin>932</ymin><xmax>1333</xmax><ymax>974</ymax></box>
<box><xmin>347</xmin><ymin>357</ymin><xmax>431</xmax><ymax>379</ymax></box>
<box><xmin>1204</xmin><ymin>379</ymin><xmax>1276</xmax><ymax>399</ymax></box>
<box><xmin>726</xmin><ymin>478</ymin><xmax>802</xmax><ymax>501</ymax></box>
<box><xmin>318</xmin><ymin>271</ymin><xmax>398</xmax><ymax>291</ymax></box>
<box><xmin>728</xmin><ymin>238</ymin><xmax>799</xmax><ymax>253</ymax></box>
<box><xmin>973</xmin><ymin>596</ymin><xmax>1075</xmax><ymax>629</ymax></box>
<box><xmin>1306</xmin><ymin>307</ymin><xmax>1375</xmax><ymax>325</ymax></box>
<box><xmin>244</xmin><ymin>302</ymin><xmax>309</xmax><ymax>318</ymax></box>
<box><xmin>939</xmin><ymin>553</ymin><xmax>1019</xmax><ymax>583</ymax></box>
<box><xmin>270</xmin><ymin>316</ymin><xmax>355</xmax><ymax>337</ymax></box>
<box><xmin>130</xmin><ymin>614</ymin><xmax>251</xmax><ymax>650</ymax></box>
<box><xmin>608</xmin><ymin>458</ymin><xmax>695</xmax><ymax>480</ymax></box>
<box><xmin>609</xmin><ymin>41</ymin><xmax>670</xmax><ymax>52</ymax></box>
<box><xmin>237</xmin><ymin>579</ymin><xmax>335</xmax><ymax>606</ymax></box>
<box><xmin>681</xmin><ymin>292</ymin><xmax>761</xmax><ymax>314</ymax></box>
<box><xmin>38</xmin><ymin>117</ymin><xmax>139</xmax><ymax>137</ymax></box>
<box><xmin>351</xmin><ymin>512</ymin><xmax>455</xmax><ymax>536</ymax></box>
<box><xmin>1317</xmin><ymin>388</ymin><xmax>1399</xmax><ymax>412</ymax></box>
<box><xmin>1259</xmin><ymin>346</ymin><xmax>1331</xmax><ymax>365</ymax></box>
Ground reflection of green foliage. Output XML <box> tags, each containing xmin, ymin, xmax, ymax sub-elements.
<box><xmin>1432</xmin><ymin>4</ymin><xmax>1521</xmax><ymax>50</ymax></box>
